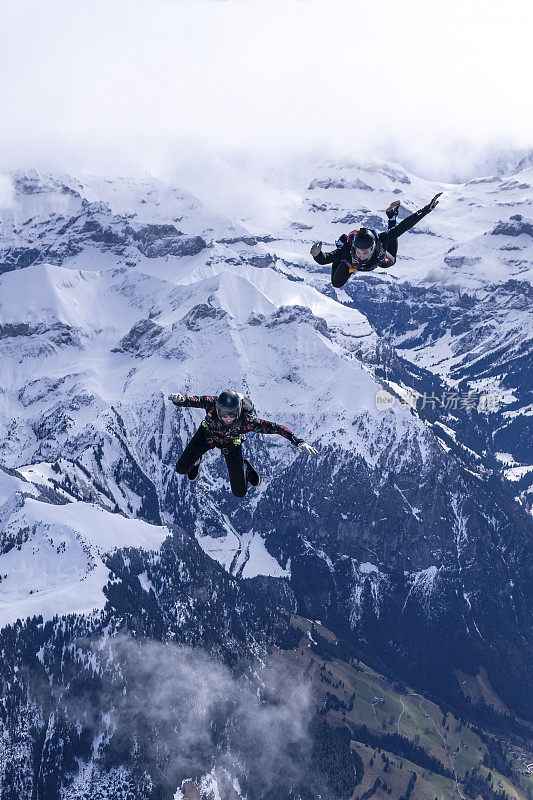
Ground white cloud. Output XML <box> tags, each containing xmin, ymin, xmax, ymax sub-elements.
<box><xmin>0</xmin><ymin>175</ymin><xmax>15</xmax><ymax>208</ymax></box>
<box><xmin>77</xmin><ymin>637</ymin><xmax>314</xmax><ymax>794</ymax></box>
<box><xmin>0</xmin><ymin>0</ymin><xmax>532</xmax><ymax>179</ymax></box>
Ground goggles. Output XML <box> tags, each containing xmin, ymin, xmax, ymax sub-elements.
<box><xmin>216</xmin><ymin>405</ymin><xmax>239</xmax><ymax>421</ymax></box>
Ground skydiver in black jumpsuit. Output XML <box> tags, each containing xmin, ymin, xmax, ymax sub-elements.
<box><xmin>310</xmin><ymin>195</ymin><xmax>442</xmax><ymax>288</ymax></box>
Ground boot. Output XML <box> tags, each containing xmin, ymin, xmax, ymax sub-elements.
<box><xmin>386</xmin><ymin>200</ymin><xmax>401</xmax><ymax>219</ymax></box>
<box><xmin>244</xmin><ymin>459</ymin><xmax>260</xmax><ymax>488</ymax></box>
<box><xmin>386</xmin><ymin>200</ymin><xmax>400</xmax><ymax>229</ymax></box>
<box><xmin>187</xmin><ymin>458</ymin><xmax>202</xmax><ymax>481</ymax></box>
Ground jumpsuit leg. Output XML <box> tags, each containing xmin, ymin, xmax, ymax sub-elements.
<box><xmin>382</xmin><ymin>208</ymin><xmax>427</xmax><ymax>260</ymax></box>
<box><xmin>385</xmin><ymin>234</ymin><xmax>399</xmax><ymax>259</ymax></box>
<box><xmin>224</xmin><ymin>445</ymin><xmax>247</xmax><ymax>498</ymax></box>
<box><xmin>331</xmin><ymin>260</ymin><xmax>352</xmax><ymax>288</ymax></box>
<box><xmin>176</xmin><ymin>427</ymin><xmax>213</xmax><ymax>474</ymax></box>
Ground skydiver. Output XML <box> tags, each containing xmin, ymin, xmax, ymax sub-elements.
<box><xmin>169</xmin><ymin>390</ymin><xmax>318</xmax><ymax>497</ymax></box>
<box><xmin>310</xmin><ymin>194</ymin><xmax>442</xmax><ymax>288</ymax></box>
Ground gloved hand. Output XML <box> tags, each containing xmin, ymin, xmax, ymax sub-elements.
<box><xmin>299</xmin><ymin>442</ymin><xmax>318</xmax><ymax>456</ymax></box>
<box><xmin>310</xmin><ymin>242</ymin><xmax>322</xmax><ymax>258</ymax></box>
<box><xmin>427</xmin><ymin>192</ymin><xmax>442</xmax><ymax>211</ymax></box>
<box><xmin>169</xmin><ymin>393</ymin><xmax>186</xmax><ymax>404</ymax></box>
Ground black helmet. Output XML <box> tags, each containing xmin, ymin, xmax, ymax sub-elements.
<box><xmin>216</xmin><ymin>390</ymin><xmax>242</xmax><ymax>423</ymax></box>
<box><xmin>351</xmin><ymin>227</ymin><xmax>377</xmax><ymax>262</ymax></box>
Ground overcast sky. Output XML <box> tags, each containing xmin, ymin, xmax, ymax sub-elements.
<box><xmin>1</xmin><ymin>0</ymin><xmax>532</xmax><ymax>181</ymax></box>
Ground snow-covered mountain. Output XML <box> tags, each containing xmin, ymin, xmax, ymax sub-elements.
<box><xmin>0</xmin><ymin>159</ymin><xmax>531</xmax><ymax>732</ymax></box>
<box><xmin>0</xmin><ymin>463</ymin><xmax>168</xmax><ymax>627</ymax></box>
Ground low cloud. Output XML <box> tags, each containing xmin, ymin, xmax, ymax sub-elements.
<box><xmin>1</xmin><ymin>0</ymin><xmax>532</xmax><ymax>184</ymax></box>
<box><xmin>0</xmin><ymin>175</ymin><xmax>15</xmax><ymax>209</ymax></box>
<box><xmin>64</xmin><ymin>636</ymin><xmax>314</xmax><ymax>797</ymax></box>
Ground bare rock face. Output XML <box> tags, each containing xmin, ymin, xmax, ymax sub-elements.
<box><xmin>113</xmin><ymin>319</ymin><xmax>169</xmax><ymax>357</ymax></box>
<box><xmin>133</xmin><ymin>224</ymin><xmax>207</xmax><ymax>258</ymax></box>
<box><xmin>491</xmin><ymin>215</ymin><xmax>533</xmax><ymax>237</ymax></box>
<box><xmin>309</xmin><ymin>177</ymin><xmax>374</xmax><ymax>191</ymax></box>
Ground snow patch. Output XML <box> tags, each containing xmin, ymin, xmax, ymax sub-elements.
<box><xmin>504</xmin><ymin>465</ymin><xmax>533</xmax><ymax>482</ymax></box>
<box><xmin>359</xmin><ymin>562</ymin><xmax>379</xmax><ymax>574</ymax></box>
<box><xmin>138</xmin><ymin>571</ymin><xmax>154</xmax><ymax>593</ymax></box>
<box><xmin>198</xmin><ymin>529</ymin><xmax>289</xmax><ymax>579</ymax></box>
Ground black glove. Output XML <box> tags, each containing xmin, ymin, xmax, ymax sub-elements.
<box><xmin>310</xmin><ymin>242</ymin><xmax>322</xmax><ymax>258</ymax></box>
<box><xmin>427</xmin><ymin>192</ymin><xmax>442</xmax><ymax>211</ymax></box>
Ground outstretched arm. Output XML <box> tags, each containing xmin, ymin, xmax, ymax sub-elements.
<box><xmin>169</xmin><ymin>394</ymin><xmax>215</xmax><ymax>409</ymax></box>
<box><xmin>311</xmin><ymin>238</ymin><xmax>350</xmax><ymax>266</ymax></box>
<box><xmin>311</xmin><ymin>245</ymin><xmax>339</xmax><ymax>266</ymax></box>
<box><xmin>245</xmin><ymin>418</ymin><xmax>318</xmax><ymax>454</ymax></box>
<box><xmin>386</xmin><ymin>193</ymin><xmax>442</xmax><ymax>242</ymax></box>
<box><xmin>246</xmin><ymin>417</ymin><xmax>303</xmax><ymax>444</ymax></box>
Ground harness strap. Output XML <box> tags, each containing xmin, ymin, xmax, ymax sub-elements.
<box><xmin>202</xmin><ymin>419</ymin><xmax>244</xmax><ymax>446</ymax></box>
